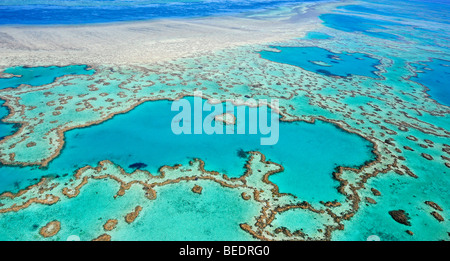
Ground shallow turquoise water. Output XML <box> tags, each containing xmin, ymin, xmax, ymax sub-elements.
<box><xmin>303</xmin><ymin>31</ymin><xmax>332</xmax><ymax>40</ymax></box>
<box><xmin>410</xmin><ymin>59</ymin><xmax>450</xmax><ymax>107</ymax></box>
<box><xmin>0</xmin><ymin>65</ymin><xmax>96</xmax><ymax>190</ymax></box>
<box><xmin>0</xmin><ymin>65</ymin><xmax>94</xmax><ymax>89</ymax></box>
<box><xmin>333</xmin><ymin>165</ymin><xmax>450</xmax><ymax>241</ymax></box>
<box><xmin>112</xmin><ymin>181</ymin><xmax>259</xmax><ymax>241</ymax></box>
<box><xmin>260</xmin><ymin>46</ymin><xmax>382</xmax><ymax>78</ymax></box>
<box><xmin>0</xmin><ymin>177</ymin><xmax>259</xmax><ymax>240</ymax></box>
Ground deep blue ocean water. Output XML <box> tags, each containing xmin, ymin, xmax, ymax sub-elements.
<box><xmin>0</xmin><ymin>0</ymin><xmax>313</xmax><ymax>25</ymax></box>
<box><xmin>410</xmin><ymin>59</ymin><xmax>450</xmax><ymax>107</ymax></box>
<box><xmin>259</xmin><ymin>46</ymin><xmax>382</xmax><ymax>78</ymax></box>
<box><xmin>319</xmin><ymin>13</ymin><xmax>401</xmax><ymax>41</ymax></box>
<box><xmin>359</xmin><ymin>0</ymin><xmax>450</xmax><ymax>25</ymax></box>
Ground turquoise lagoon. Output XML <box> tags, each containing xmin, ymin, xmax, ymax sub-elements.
<box><xmin>0</xmin><ymin>65</ymin><xmax>94</xmax><ymax>90</ymax></box>
<box><xmin>0</xmin><ymin>94</ymin><xmax>374</xmax><ymax>202</ymax></box>
<box><xmin>0</xmin><ymin>100</ymin><xmax>16</xmax><ymax>140</ymax></box>
<box><xmin>260</xmin><ymin>46</ymin><xmax>382</xmax><ymax>78</ymax></box>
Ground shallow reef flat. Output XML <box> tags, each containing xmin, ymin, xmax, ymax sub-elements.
<box><xmin>0</xmin><ymin>0</ymin><xmax>449</xmax><ymax>241</ymax></box>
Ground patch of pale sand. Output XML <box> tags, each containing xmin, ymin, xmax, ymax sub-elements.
<box><xmin>0</xmin><ymin>1</ymin><xmax>341</xmax><ymax>67</ymax></box>
<box><xmin>215</xmin><ymin>112</ymin><xmax>237</xmax><ymax>125</ymax></box>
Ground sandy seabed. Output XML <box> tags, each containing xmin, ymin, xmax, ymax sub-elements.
<box><xmin>0</xmin><ymin>1</ymin><xmax>341</xmax><ymax>67</ymax></box>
